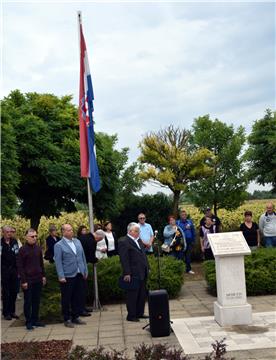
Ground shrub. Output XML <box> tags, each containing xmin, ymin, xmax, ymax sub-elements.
<box><xmin>203</xmin><ymin>248</ymin><xmax>276</xmax><ymax>296</ymax></box>
<box><xmin>68</xmin><ymin>339</ymin><xmax>234</xmax><ymax>360</ymax></box>
<box><xmin>147</xmin><ymin>256</ymin><xmax>185</xmax><ymax>297</ymax></box>
<box><xmin>40</xmin><ymin>255</ymin><xmax>184</xmax><ymax>321</ymax></box>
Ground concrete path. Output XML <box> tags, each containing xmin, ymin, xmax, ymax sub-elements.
<box><xmin>1</xmin><ymin>280</ymin><xmax>276</xmax><ymax>359</ymax></box>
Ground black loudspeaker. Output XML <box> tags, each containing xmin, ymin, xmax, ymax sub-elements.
<box><xmin>148</xmin><ymin>289</ymin><xmax>170</xmax><ymax>337</ymax></box>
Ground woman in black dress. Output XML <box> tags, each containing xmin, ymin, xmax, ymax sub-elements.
<box><xmin>240</xmin><ymin>211</ymin><xmax>260</xmax><ymax>250</ymax></box>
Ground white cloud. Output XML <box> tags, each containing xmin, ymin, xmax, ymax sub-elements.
<box><xmin>2</xmin><ymin>2</ymin><xmax>275</xmax><ymax>194</ymax></box>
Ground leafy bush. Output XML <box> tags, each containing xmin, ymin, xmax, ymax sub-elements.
<box><xmin>40</xmin><ymin>255</ymin><xmax>184</xmax><ymax>321</ymax></box>
<box><xmin>68</xmin><ymin>339</ymin><xmax>234</xmax><ymax>360</ymax></box>
<box><xmin>203</xmin><ymin>248</ymin><xmax>276</xmax><ymax>296</ymax></box>
<box><xmin>147</xmin><ymin>256</ymin><xmax>184</xmax><ymax>297</ymax></box>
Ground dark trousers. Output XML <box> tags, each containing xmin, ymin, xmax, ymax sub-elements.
<box><xmin>107</xmin><ymin>250</ymin><xmax>117</xmax><ymax>257</ymax></box>
<box><xmin>204</xmin><ymin>248</ymin><xmax>214</xmax><ymax>260</ymax></box>
<box><xmin>126</xmin><ymin>279</ymin><xmax>146</xmax><ymax>319</ymax></box>
<box><xmin>1</xmin><ymin>272</ymin><xmax>18</xmax><ymax>317</ymax></box>
<box><xmin>171</xmin><ymin>251</ymin><xmax>184</xmax><ymax>260</ymax></box>
<box><xmin>184</xmin><ymin>242</ymin><xmax>193</xmax><ymax>272</ymax></box>
<box><xmin>60</xmin><ymin>274</ymin><xmax>85</xmax><ymax>321</ymax></box>
<box><xmin>23</xmin><ymin>281</ymin><xmax>42</xmax><ymax>325</ymax></box>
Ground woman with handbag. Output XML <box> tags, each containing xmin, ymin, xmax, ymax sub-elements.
<box><xmin>163</xmin><ymin>216</ymin><xmax>186</xmax><ymax>260</ymax></box>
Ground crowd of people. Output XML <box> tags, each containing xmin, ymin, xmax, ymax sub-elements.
<box><xmin>1</xmin><ymin>202</ymin><xmax>275</xmax><ymax>328</ymax></box>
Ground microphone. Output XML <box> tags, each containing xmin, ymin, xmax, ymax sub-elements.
<box><xmin>154</xmin><ymin>230</ymin><xmax>158</xmax><ymax>237</ymax></box>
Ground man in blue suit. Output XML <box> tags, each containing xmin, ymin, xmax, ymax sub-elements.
<box><xmin>177</xmin><ymin>210</ymin><xmax>196</xmax><ymax>274</ymax></box>
<box><xmin>54</xmin><ymin>223</ymin><xmax>88</xmax><ymax>328</ymax></box>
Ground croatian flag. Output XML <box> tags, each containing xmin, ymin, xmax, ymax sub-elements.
<box><xmin>78</xmin><ymin>15</ymin><xmax>101</xmax><ymax>192</ymax></box>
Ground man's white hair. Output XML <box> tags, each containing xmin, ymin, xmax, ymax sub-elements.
<box><xmin>95</xmin><ymin>229</ymin><xmax>105</xmax><ymax>239</ymax></box>
<box><xmin>2</xmin><ymin>225</ymin><xmax>12</xmax><ymax>231</ymax></box>
<box><xmin>127</xmin><ymin>222</ymin><xmax>139</xmax><ymax>233</ymax></box>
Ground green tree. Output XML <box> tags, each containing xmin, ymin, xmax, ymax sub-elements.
<box><xmin>1</xmin><ymin>107</ymin><xmax>20</xmax><ymax>217</ymax></box>
<box><xmin>111</xmin><ymin>192</ymin><xmax>173</xmax><ymax>237</ymax></box>
<box><xmin>247</xmin><ymin>109</ymin><xmax>276</xmax><ymax>191</ymax></box>
<box><xmin>93</xmin><ymin>133</ymin><xmax>143</xmax><ymax>220</ymax></box>
<box><xmin>190</xmin><ymin>115</ymin><xmax>248</xmax><ymax>215</ymax></box>
<box><xmin>139</xmin><ymin>125</ymin><xmax>212</xmax><ymax>215</ymax></box>
<box><xmin>2</xmin><ymin>90</ymin><xmax>86</xmax><ymax>229</ymax></box>
<box><xmin>1</xmin><ymin>90</ymin><xmax>142</xmax><ymax>228</ymax></box>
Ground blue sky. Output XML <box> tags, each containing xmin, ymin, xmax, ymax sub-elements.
<box><xmin>2</xmin><ymin>1</ymin><xmax>275</xmax><ymax>193</ymax></box>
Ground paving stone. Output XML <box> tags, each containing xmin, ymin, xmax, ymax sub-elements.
<box><xmin>74</xmin><ymin>326</ymin><xmax>98</xmax><ymax>334</ymax></box>
<box><xmin>2</xmin><ymin>277</ymin><xmax>275</xmax><ymax>359</ymax></box>
<box><xmin>98</xmin><ymin>337</ymin><xmax>124</xmax><ymax>345</ymax></box>
<box><xmin>23</xmin><ymin>335</ymin><xmax>49</xmax><ymax>342</ymax></box>
<box><xmin>74</xmin><ymin>332</ymin><xmax>98</xmax><ymax>340</ymax></box>
<box><xmin>73</xmin><ymin>338</ymin><xmax>98</xmax><ymax>346</ymax></box>
<box><xmin>48</xmin><ymin>333</ymin><xmax>74</xmax><ymax>340</ymax></box>
<box><xmin>49</xmin><ymin>328</ymin><xmax>75</xmax><ymax>335</ymax></box>
<box><xmin>99</xmin><ymin>330</ymin><xmax>123</xmax><ymax>338</ymax></box>
<box><xmin>125</xmin><ymin>335</ymin><xmax>152</xmax><ymax>344</ymax></box>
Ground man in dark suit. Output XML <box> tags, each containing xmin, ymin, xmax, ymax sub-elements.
<box><xmin>118</xmin><ymin>222</ymin><xmax>149</xmax><ymax>322</ymax></box>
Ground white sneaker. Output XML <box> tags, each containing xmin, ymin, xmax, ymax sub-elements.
<box><xmin>188</xmin><ymin>270</ymin><xmax>195</xmax><ymax>274</ymax></box>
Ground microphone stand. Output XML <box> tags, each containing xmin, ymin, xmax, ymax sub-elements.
<box><xmin>143</xmin><ymin>230</ymin><xmax>160</xmax><ymax>331</ymax></box>
<box><xmin>143</xmin><ymin>229</ymin><xmax>173</xmax><ymax>333</ymax></box>
<box><xmin>154</xmin><ymin>230</ymin><xmax>161</xmax><ymax>290</ymax></box>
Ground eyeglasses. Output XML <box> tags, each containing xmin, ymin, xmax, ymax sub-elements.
<box><xmin>139</xmin><ymin>217</ymin><xmax>145</xmax><ymax>220</ymax></box>
<box><xmin>29</xmin><ymin>235</ymin><xmax>38</xmax><ymax>238</ymax></box>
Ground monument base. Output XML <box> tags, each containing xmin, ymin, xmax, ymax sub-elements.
<box><xmin>214</xmin><ymin>301</ymin><xmax>252</xmax><ymax>326</ymax></box>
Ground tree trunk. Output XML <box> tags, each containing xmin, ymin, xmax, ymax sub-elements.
<box><xmin>214</xmin><ymin>201</ymin><xmax>218</xmax><ymax>217</ymax></box>
<box><xmin>30</xmin><ymin>215</ymin><xmax>41</xmax><ymax>231</ymax></box>
<box><xmin>172</xmin><ymin>190</ymin><xmax>181</xmax><ymax>217</ymax></box>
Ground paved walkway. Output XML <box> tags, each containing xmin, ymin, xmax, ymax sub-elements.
<box><xmin>1</xmin><ymin>279</ymin><xmax>276</xmax><ymax>359</ymax></box>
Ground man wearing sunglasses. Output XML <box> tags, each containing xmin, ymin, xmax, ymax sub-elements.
<box><xmin>17</xmin><ymin>229</ymin><xmax>46</xmax><ymax>330</ymax></box>
<box><xmin>137</xmin><ymin>213</ymin><xmax>154</xmax><ymax>254</ymax></box>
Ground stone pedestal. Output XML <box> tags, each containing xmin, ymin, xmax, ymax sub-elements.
<box><xmin>208</xmin><ymin>232</ymin><xmax>252</xmax><ymax>327</ymax></box>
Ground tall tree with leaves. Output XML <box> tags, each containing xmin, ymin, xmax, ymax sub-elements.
<box><xmin>93</xmin><ymin>133</ymin><xmax>143</xmax><ymax>220</ymax></box>
<box><xmin>139</xmin><ymin>125</ymin><xmax>212</xmax><ymax>215</ymax></box>
<box><xmin>1</xmin><ymin>108</ymin><xmax>20</xmax><ymax>217</ymax></box>
<box><xmin>190</xmin><ymin>115</ymin><xmax>248</xmax><ymax>215</ymax></box>
<box><xmin>247</xmin><ymin>109</ymin><xmax>276</xmax><ymax>191</ymax></box>
<box><xmin>1</xmin><ymin>90</ymin><xmax>142</xmax><ymax>228</ymax></box>
<box><xmin>2</xmin><ymin>90</ymin><xmax>87</xmax><ymax>229</ymax></box>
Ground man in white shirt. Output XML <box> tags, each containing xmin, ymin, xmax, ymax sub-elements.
<box><xmin>138</xmin><ymin>213</ymin><xmax>154</xmax><ymax>254</ymax></box>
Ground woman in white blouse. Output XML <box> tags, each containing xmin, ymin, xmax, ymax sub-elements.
<box><xmin>104</xmin><ymin>221</ymin><xmax>118</xmax><ymax>257</ymax></box>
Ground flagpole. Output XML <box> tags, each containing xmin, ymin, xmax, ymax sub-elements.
<box><xmin>87</xmin><ymin>178</ymin><xmax>101</xmax><ymax>310</ymax></box>
<box><xmin>78</xmin><ymin>11</ymin><xmax>101</xmax><ymax>311</ymax></box>
<box><xmin>87</xmin><ymin>178</ymin><xmax>94</xmax><ymax>232</ymax></box>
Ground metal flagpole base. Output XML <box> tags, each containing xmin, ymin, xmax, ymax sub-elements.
<box><xmin>92</xmin><ymin>263</ymin><xmax>102</xmax><ymax>311</ymax></box>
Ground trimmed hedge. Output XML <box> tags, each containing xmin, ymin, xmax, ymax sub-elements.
<box><xmin>40</xmin><ymin>255</ymin><xmax>184</xmax><ymax>322</ymax></box>
<box><xmin>2</xmin><ymin>199</ymin><xmax>273</xmax><ymax>250</ymax></box>
<box><xmin>203</xmin><ymin>248</ymin><xmax>276</xmax><ymax>296</ymax></box>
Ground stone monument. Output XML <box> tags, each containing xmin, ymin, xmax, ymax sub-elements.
<box><xmin>207</xmin><ymin>231</ymin><xmax>252</xmax><ymax>327</ymax></box>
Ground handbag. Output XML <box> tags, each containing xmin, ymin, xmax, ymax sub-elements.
<box><xmin>118</xmin><ymin>276</ymin><xmax>141</xmax><ymax>290</ymax></box>
<box><xmin>161</xmin><ymin>243</ymin><xmax>171</xmax><ymax>253</ymax></box>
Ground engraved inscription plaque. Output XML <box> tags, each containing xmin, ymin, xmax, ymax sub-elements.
<box><xmin>207</xmin><ymin>232</ymin><xmax>251</xmax><ymax>257</ymax></box>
